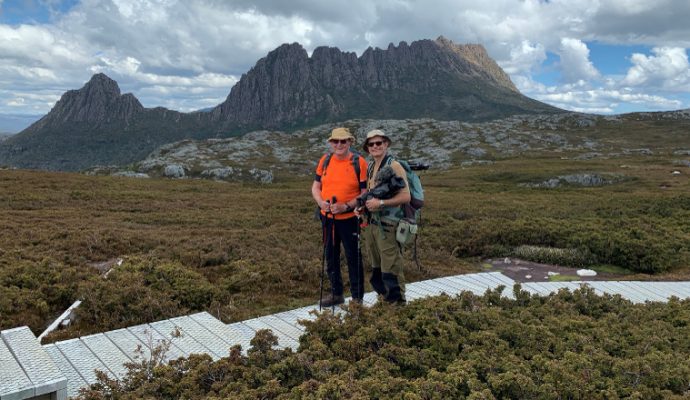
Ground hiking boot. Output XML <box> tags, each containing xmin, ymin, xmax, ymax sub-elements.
<box><xmin>320</xmin><ymin>294</ymin><xmax>345</xmax><ymax>307</ymax></box>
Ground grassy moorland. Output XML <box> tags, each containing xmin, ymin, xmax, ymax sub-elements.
<box><xmin>0</xmin><ymin>150</ymin><xmax>688</xmax><ymax>342</ymax></box>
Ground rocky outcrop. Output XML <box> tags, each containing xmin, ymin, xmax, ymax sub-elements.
<box><xmin>519</xmin><ymin>174</ymin><xmax>625</xmax><ymax>188</ymax></box>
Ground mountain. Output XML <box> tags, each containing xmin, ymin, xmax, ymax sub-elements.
<box><xmin>210</xmin><ymin>36</ymin><xmax>557</xmax><ymax>130</ymax></box>
<box><xmin>0</xmin><ymin>37</ymin><xmax>560</xmax><ymax>171</ymax></box>
<box><xmin>0</xmin><ymin>74</ymin><xmax>214</xmax><ymax>171</ymax></box>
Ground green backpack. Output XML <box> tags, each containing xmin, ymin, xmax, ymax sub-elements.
<box><xmin>367</xmin><ymin>155</ymin><xmax>425</xmax><ymax>224</ymax></box>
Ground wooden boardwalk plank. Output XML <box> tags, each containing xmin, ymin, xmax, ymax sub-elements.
<box><xmin>168</xmin><ymin>315</ymin><xmax>238</xmax><ymax>359</ymax></box>
<box><xmin>44</xmin><ymin>344</ymin><xmax>87</xmax><ymax>400</ymax></box>
<box><xmin>439</xmin><ymin>276</ymin><xmax>490</xmax><ymax>295</ymax></box>
<box><xmin>655</xmin><ymin>282</ymin><xmax>690</xmax><ymax>298</ymax></box>
<box><xmin>126</xmin><ymin>323</ymin><xmax>187</xmax><ymax>362</ymax></box>
<box><xmin>1</xmin><ymin>327</ymin><xmax>66</xmax><ymax>397</ymax></box>
<box><xmin>190</xmin><ymin>313</ymin><xmax>254</xmax><ymax>354</ymax></box>
<box><xmin>150</xmin><ymin>319</ymin><xmax>223</xmax><ymax>361</ymax></box>
<box><xmin>55</xmin><ymin>339</ymin><xmax>113</xmax><ymax>385</ymax></box>
<box><xmin>103</xmin><ymin>328</ymin><xmax>149</xmax><ymax>362</ymax></box>
<box><xmin>81</xmin><ymin>333</ymin><xmax>132</xmax><ymax>379</ymax></box>
<box><xmin>0</xmin><ymin>335</ymin><xmax>34</xmax><ymax>400</ymax></box>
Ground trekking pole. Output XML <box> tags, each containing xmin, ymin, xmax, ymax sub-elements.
<box><xmin>356</xmin><ymin>210</ymin><xmax>363</xmax><ymax>305</ymax></box>
<box><xmin>413</xmin><ymin>210</ymin><xmax>429</xmax><ymax>276</ymax></box>
<box><xmin>330</xmin><ymin>196</ymin><xmax>337</xmax><ymax>313</ymax></box>
<box><xmin>319</xmin><ymin>199</ymin><xmax>331</xmax><ymax>312</ymax></box>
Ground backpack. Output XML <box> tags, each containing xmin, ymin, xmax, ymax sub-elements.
<box><xmin>367</xmin><ymin>155</ymin><xmax>425</xmax><ymax>224</ymax></box>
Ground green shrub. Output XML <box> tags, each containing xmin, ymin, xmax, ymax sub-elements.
<box><xmin>77</xmin><ymin>288</ymin><xmax>690</xmax><ymax>399</ymax></box>
<box><xmin>512</xmin><ymin>245</ymin><xmax>596</xmax><ymax>267</ymax></box>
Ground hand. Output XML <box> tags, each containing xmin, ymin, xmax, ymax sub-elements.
<box><xmin>365</xmin><ymin>198</ymin><xmax>381</xmax><ymax>211</ymax></box>
<box><xmin>331</xmin><ymin>203</ymin><xmax>348</xmax><ymax>214</ymax></box>
<box><xmin>320</xmin><ymin>200</ymin><xmax>331</xmax><ymax>212</ymax></box>
<box><xmin>354</xmin><ymin>206</ymin><xmax>365</xmax><ymax>217</ymax></box>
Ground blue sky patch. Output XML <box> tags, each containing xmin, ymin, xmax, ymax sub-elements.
<box><xmin>0</xmin><ymin>0</ymin><xmax>78</xmax><ymax>25</ymax></box>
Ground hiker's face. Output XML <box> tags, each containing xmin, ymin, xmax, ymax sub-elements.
<box><xmin>367</xmin><ymin>138</ymin><xmax>388</xmax><ymax>157</ymax></box>
<box><xmin>329</xmin><ymin>139</ymin><xmax>351</xmax><ymax>156</ymax></box>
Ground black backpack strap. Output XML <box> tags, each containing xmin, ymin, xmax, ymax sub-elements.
<box><xmin>321</xmin><ymin>153</ymin><xmax>333</xmax><ymax>177</ymax></box>
<box><xmin>351</xmin><ymin>152</ymin><xmax>364</xmax><ymax>188</ymax></box>
<box><xmin>367</xmin><ymin>154</ymin><xmax>392</xmax><ymax>181</ymax></box>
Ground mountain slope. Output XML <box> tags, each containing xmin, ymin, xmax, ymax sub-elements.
<box><xmin>0</xmin><ymin>37</ymin><xmax>560</xmax><ymax>171</ymax></box>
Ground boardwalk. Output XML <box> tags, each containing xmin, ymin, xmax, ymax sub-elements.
<box><xmin>2</xmin><ymin>272</ymin><xmax>690</xmax><ymax>399</ymax></box>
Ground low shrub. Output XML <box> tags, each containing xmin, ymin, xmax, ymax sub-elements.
<box><xmin>512</xmin><ymin>245</ymin><xmax>596</xmax><ymax>267</ymax></box>
<box><xmin>78</xmin><ymin>287</ymin><xmax>690</xmax><ymax>399</ymax></box>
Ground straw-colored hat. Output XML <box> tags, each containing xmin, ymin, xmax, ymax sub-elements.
<box><xmin>328</xmin><ymin>127</ymin><xmax>354</xmax><ymax>141</ymax></box>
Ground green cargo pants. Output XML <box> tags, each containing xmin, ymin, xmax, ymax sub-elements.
<box><xmin>362</xmin><ymin>219</ymin><xmax>406</xmax><ymax>303</ymax></box>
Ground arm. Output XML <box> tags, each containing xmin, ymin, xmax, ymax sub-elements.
<box><xmin>365</xmin><ymin>189</ymin><xmax>410</xmax><ymax>211</ymax></box>
<box><xmin>311</xmin><ymin>180</ymin><xmax>330</xmax><ymax>212</ymax></box>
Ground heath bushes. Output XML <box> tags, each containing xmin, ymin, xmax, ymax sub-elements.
<box><xmin>78</xmin><ymin>287</ymin><xmax>690</xmax><ymax>399</ymax></box>
<box><xmin>1</xmin><ymin>154</ymin><xmax>689</xmax><ymax>339</ymax></box>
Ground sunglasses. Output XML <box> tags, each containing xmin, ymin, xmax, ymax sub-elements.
<box><xmin>367</xmin><ymin>140</ymin><xmax>385</xmax><ymax>148</ymax></box>
<box><xmin>329</xmin><ymin>139</ymin><xmax>350</xmax><ymax>144</ymax></box>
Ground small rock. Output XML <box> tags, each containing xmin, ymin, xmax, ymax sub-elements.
<box><xmin>672</xmin><ymin>170</ymin><xmax>681</xmax><ymax>175</ymax></box>
<box><xmin>504</xmin><ymin>257</ymin><xmax>511</xmax><ymax>264</ymax></box>
<box><xmin>164</xmin><ymin>164</ymin><xmax>186</xmax><ymax>178</ymax></box>
<box><xmin>577</xmin><ymin>269</ymin><xmax>597</xmax><ymax>277</ymax></box>
<box><xmin>547</xmin><ymin>271</ymin><xmax>560</xmax><ymax>276</ymax></box>
<box><xmin>525</xmin><ymin>275</ymin><xmax>532</xmax><ymax>279</ymax></box>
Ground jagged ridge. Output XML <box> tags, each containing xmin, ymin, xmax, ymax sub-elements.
<box><xmin>0</xmin><ymin>37</ymin><xmax>561</xmax><ymax>171</ymax></box>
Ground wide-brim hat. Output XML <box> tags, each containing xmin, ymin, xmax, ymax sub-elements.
<box><xmin>328</xmin><ymin>127</ymin><xmax>355</xmax><ymax>142</ymax></box>
<box><xmin>363</xmin><ymin>129</ymin><xmax>391</xmax><ymax>153</ymax></box>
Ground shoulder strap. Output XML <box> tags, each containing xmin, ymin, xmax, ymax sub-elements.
<box><xmin>351</xmin><ymin>152</ymin><xmax>361</xmax><ymax>182</ymax></box>
<box><xmin>367</xmin><ymin>154</ymin><xmax>393</xmax><ymax>181</ymax></box>
<box><xmin>321</xmin><ymin>153</ymin><xmax>332</xmax><ymax>176</ymax></box>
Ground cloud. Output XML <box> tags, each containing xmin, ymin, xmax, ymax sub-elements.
<box><xmin>558</xmin><ymin>38</ymin><xmax>600</xmax><ymax>83</ymax></box>
<box><xmin>1</xmin><ymin>0</ymin><xmax>690</xmax><ymax>117</ymax></box>
<box><xmin>622</xmin><ymin>47</ymin><xmax>690</xmax><ymax>90</ymax></box>
<box><xmin>587</xmin><ymin>0</ymin><xmax>690</xmax><ymax>47</ymax></box>
<box><xmin>527</xmin><ymin>82</ymin><xmax>683</xmax><ymax>114</ymax></box>
<box><xmin>500</xmin><ymin>40</ymin><xmax>547</xmax><ymax>75</ymax></box>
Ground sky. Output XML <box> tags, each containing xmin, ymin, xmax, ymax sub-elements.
<box><xmin>1</xmin><ymin>0</ymin><xmax>690</xmax><ymax>132</ymax></box>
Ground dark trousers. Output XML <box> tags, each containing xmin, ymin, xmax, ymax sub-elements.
<box><xmin>321</xmin><ymin>215</ymin><xmax>364</xmax><ymax>300</ymax></box>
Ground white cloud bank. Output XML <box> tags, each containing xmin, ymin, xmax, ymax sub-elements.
<box><xmin>0</xmin><ymin>0</ymin><xmax>689</xmax><ymax>122</ymax></box>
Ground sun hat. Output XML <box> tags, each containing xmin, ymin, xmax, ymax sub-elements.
<box><xmin>363</xmin><ymin>129</ymin><xmax>391</xmax><ymax>153</ymax></box>
<box><xmin>328</xmin><ymin>127</ymin><xmax>354</xmax><ymax>142</ymax></box>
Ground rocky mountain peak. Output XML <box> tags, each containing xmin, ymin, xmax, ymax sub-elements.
<box><xmin>211</xmin><ymin>37</ymin><xmax>547</xmax><ymax>130</ymax></box>
<box><xmin>433</xmin><ymin>36</ymin><xmax>517</xmax><ymax>91</ymax></box>
<box><xmin>84</xmin><ymin>72</ymin><xmax>122</xmax><ymax>99</ymax></box>
<box><xmin>27</xmin><ymin>73</ymin><xmax>143</xmax><ymax>131</ymax></box>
